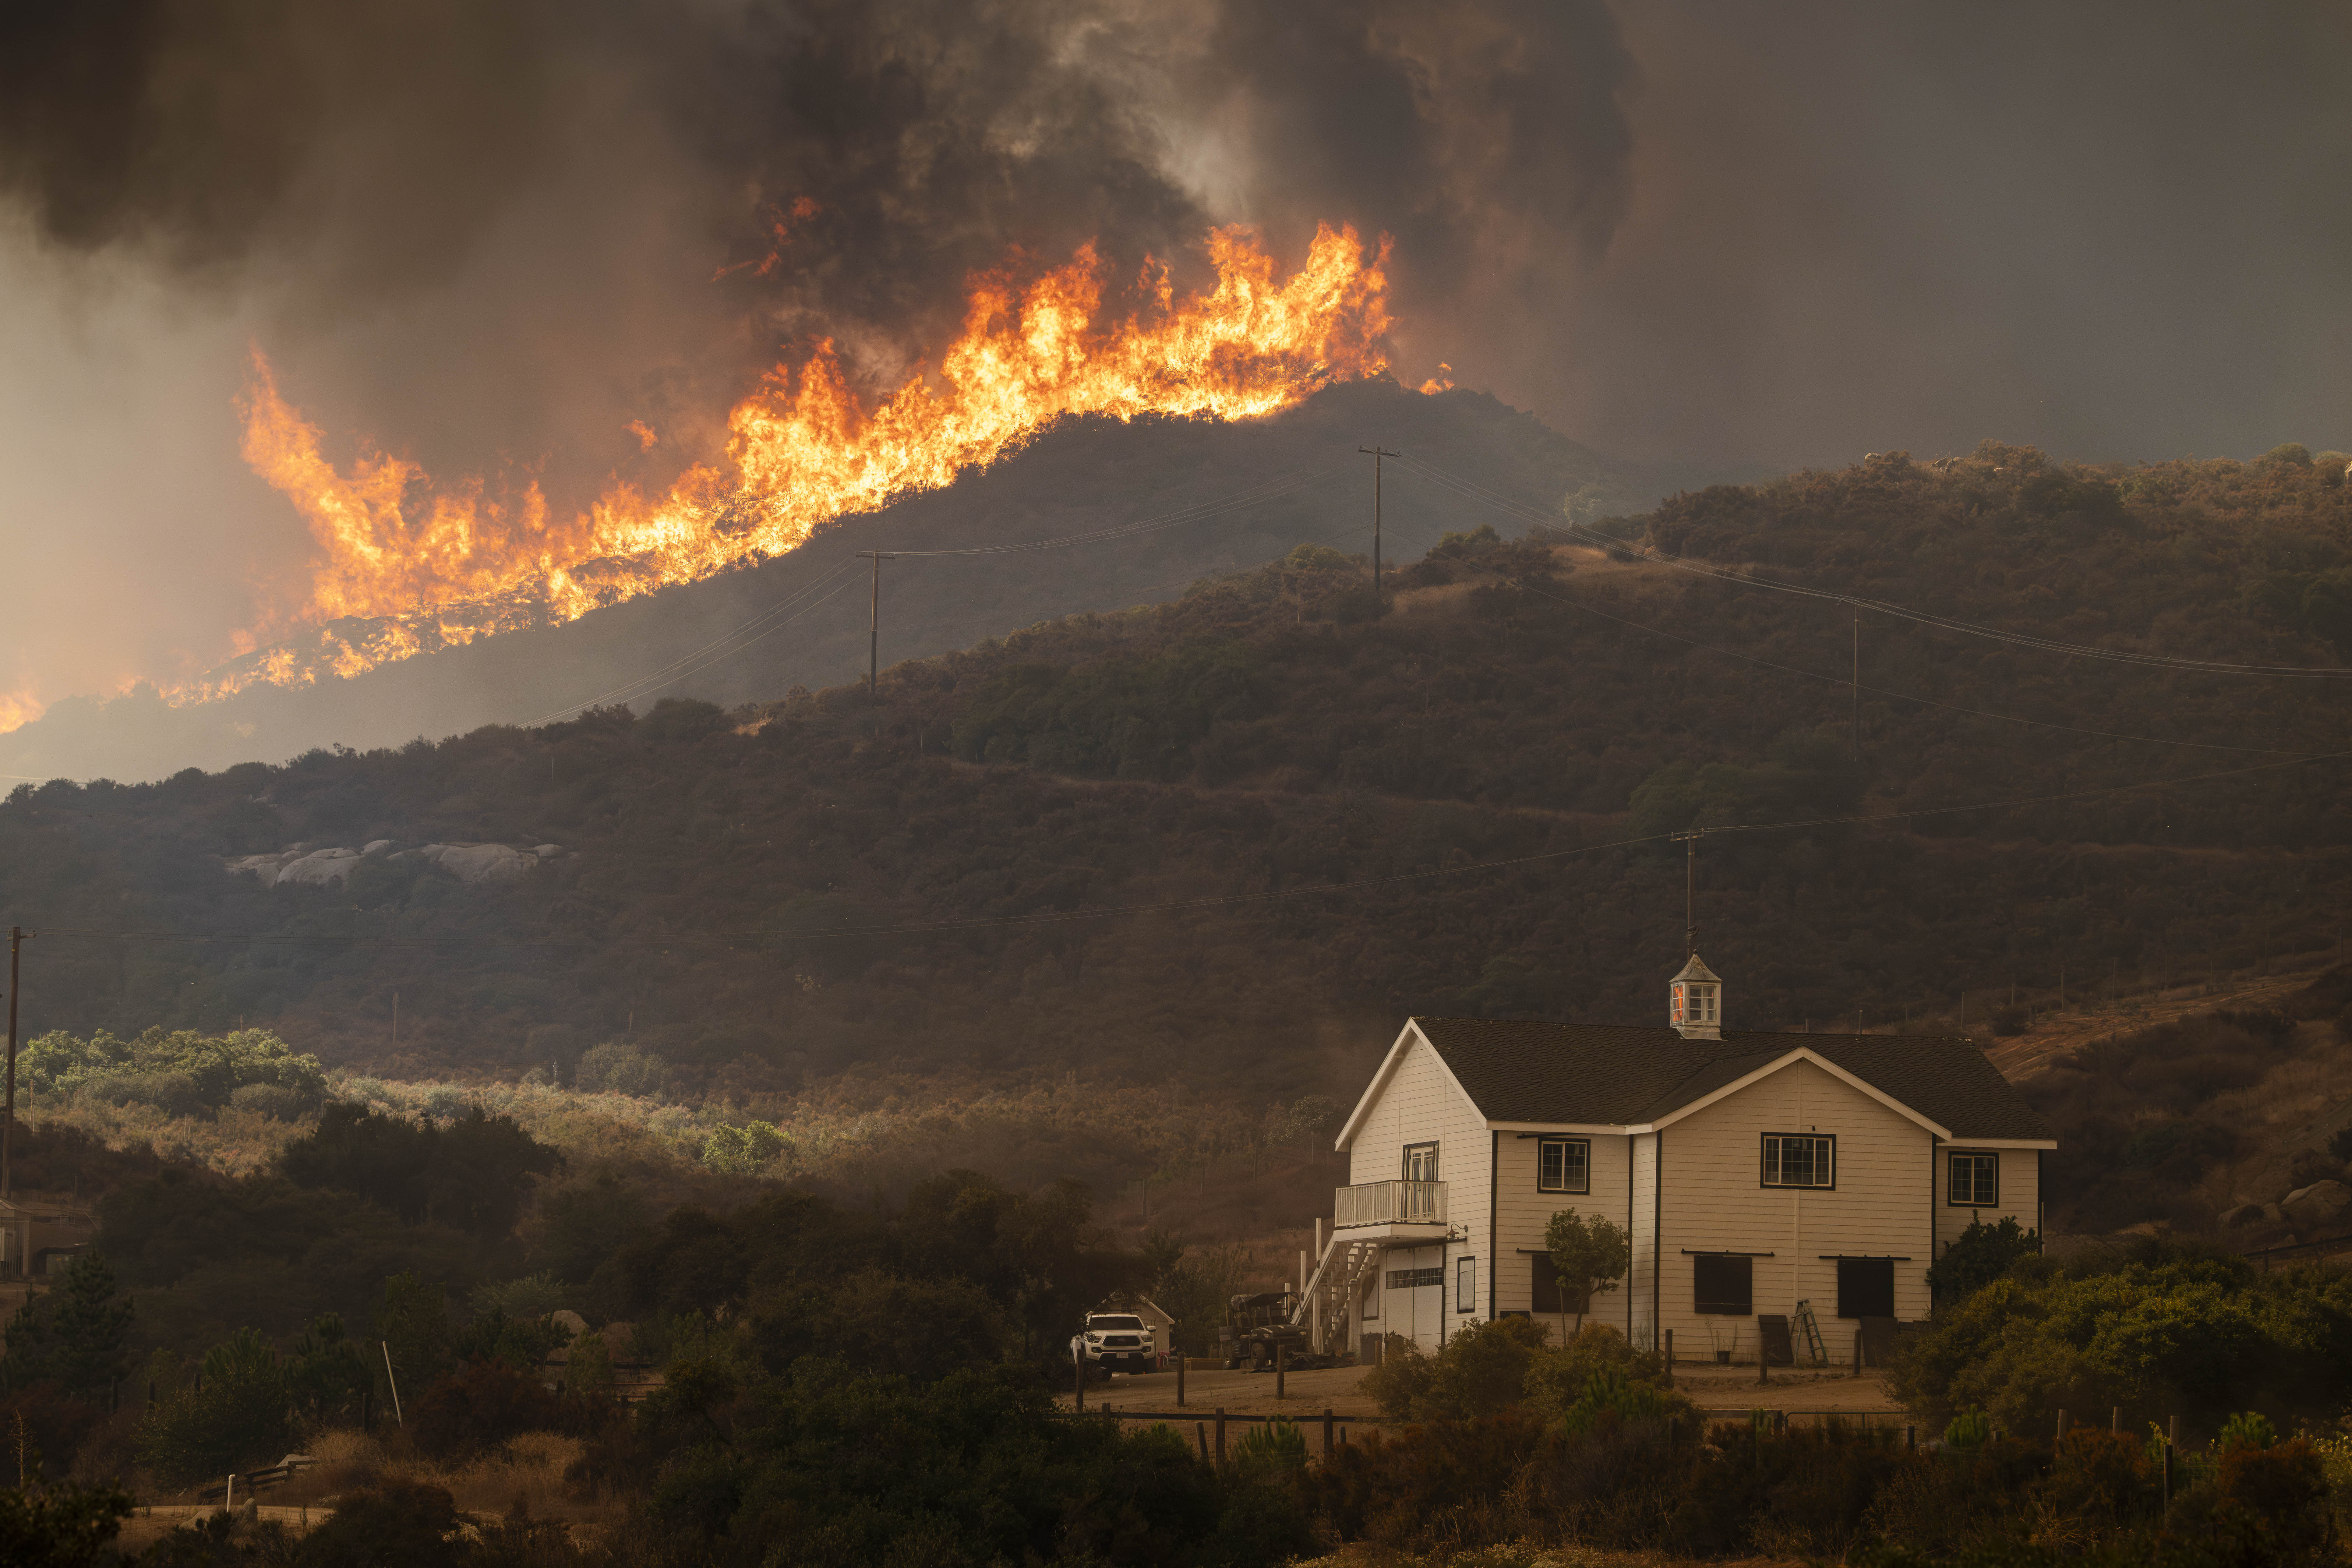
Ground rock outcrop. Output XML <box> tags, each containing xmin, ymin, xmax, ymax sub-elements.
<box><xmin>223</xmin><ymin>839</ymin><xmax>568</xmax><ymax>887</ymax></box>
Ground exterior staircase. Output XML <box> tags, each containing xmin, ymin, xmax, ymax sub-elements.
<box><xmin>1294</xmin><ymin>1233</ymin><xmax>1385</xmax><ymax>1353</ymax></box>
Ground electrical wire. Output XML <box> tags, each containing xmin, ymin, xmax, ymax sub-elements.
<box><xmin>1377</xmin><ymin>521</ymin><xmax>2315</xmax><ymax>757</ymax></box>
<box><xmin>523</xmin><ymin>556</ymin><xmax>869</xmax><ymax>726</ymax></box>
<box><xmin>34</xmin><ymin>742</ymin><xmax>2350</xmax><ymax>950</ymax></box>
<box><xmin>1393</xmin><ymin>453</ymin><xmax>2352</xmax><ymax>680</ymax></box>
<box><xmin>520</xmin><ymin>467</ymin><xmax>1337</xmax><ymax>726</ymax></box>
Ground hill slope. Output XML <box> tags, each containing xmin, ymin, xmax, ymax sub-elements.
<box><xmin>0</xmin><ymin>378</ymin><xmax>1713</xmax><ymax>784</ymax></box>
<box><xmin>5</xmin><ymin>440</ymin><xmax>2350</xmax><ymax>1111</ymax></box>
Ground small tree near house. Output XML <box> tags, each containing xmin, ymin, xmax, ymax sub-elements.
<box><xmin>1544</xmin><ymin>1209</ymin><xmax>1631</xmax><ymax>1343</ymax></box>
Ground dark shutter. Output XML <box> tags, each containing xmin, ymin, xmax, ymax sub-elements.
<box><xmin>1693</xmin><ymin>1254</ymin><xmax>1753</xmax><ymax>1315</ymax></box>
<box><xmin>1836</xmin><ymin>1258</ymin><xmax>1896</xmax><ymax>1320</ymax></box>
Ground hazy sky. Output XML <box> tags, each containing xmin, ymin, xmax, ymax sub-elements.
<box><xmin>2</xmin><ymin>1</ymin><xmax>2348</xmax><ymax>722</ymax></box>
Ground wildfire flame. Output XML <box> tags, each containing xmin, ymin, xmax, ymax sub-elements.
<box><xmin>203</xmin><ymin>222</ymin><xmax>1391</xmax><ymax>703</ymax></box>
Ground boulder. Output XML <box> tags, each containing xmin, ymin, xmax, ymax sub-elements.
<box><xmin>533</xmin><ymin>843</ymin><xmax>565</xmax><ymax>859</ymax></box>
<box><xmin>362</xmin><ymin>839</ymin><xmax>397</xmax><ymax>856</ymax></box>
<box><xmin>2220</xmin><ymin>1203</ymin><xmax>2267</xmax><ymax>1231</ymax></box>
<box><xmin>277</xmin><ymin>847</ymin><xmax>361</xmax><ymax>887</ymax></box>
<box><xmin>2282</xmin><ymin>1179</ymin><xmax>2352</xmax><ymax>1231</ymax></box>
<box><xmin>2239</xmin><ymin>1168</ymin><xmax>2297</xmax><ymax>1207</ymax></box>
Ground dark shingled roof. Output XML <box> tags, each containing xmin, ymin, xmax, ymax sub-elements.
<box><xmin>1408</xmin><ymin>1018</ymin><xmax>2052</xmax><ymax>1142</ymax></box>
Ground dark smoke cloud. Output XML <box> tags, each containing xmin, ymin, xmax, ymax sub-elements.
<box><xmin>0</xmin><ymin>0</ymin><xmax>1637</xmax><ymax>505</ymax></box>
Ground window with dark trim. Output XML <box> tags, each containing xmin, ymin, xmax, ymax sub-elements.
<box><xmin>1404</xmin><ymin>1142</ymin><xmax>1439</xmax><ymax>1183</ymax></box>
<box><xmin>1761</xmin><ymin>1133</ymin><xmax>1836</xmax><ymax>1189</ymax></box>
<box><xmin>1693</xmin><ymin>1254</ymin><xmax>1752</xmax><ymax>1315</ymax></box>
<box><xmin>1537</xmin><ymin>1137</ymin><xmax>1590</xmax><ymax>1193</ymax></box>
<box><xmin>1457</xmin><ymin>1256</ymin><xmax>1477</xmax><ymax>1313</ymax></box>
<box><xmin>1386</xmin><ymin>1267</ymin><xmax>1442</xmax><ymax>1289</ymax></box>
<box><xmin>1949</xmin><ymin>1151</ymin><xmax>1998</xmax><ymax>1207</ymax></box>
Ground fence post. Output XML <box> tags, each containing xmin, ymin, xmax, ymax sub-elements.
<box><xmin>1663</xmin><ymin>1329</ymin><xmax>1673</xmax><ymax>1387</ymax></box>
<box><xmin>1907</xmin><ymin>1425</ymin><xmax>1916</xmax><ymax>1451</ymax></box>
<box><xmin>1853</xmin><ymin>1329</ymin><xmax>1863</xmax><ymax>1378</ymax></box>
<box><xmin>1324</xmin><ymin>1408</ymin><xmax>1334</xmax><ymax>1457</ymax></box>
<box><xmin>1196</xmin><ymin>1422</ymin><xmax>1210</xmax><ymax>1464</ymax></box>
<box><xmin>2111</xmin><ymin>1407</ymin><xmax>2120</xmax><ymax>1432</ymax></box>
<box><xmin>2056</xmin><ymin>1410</ymin><xmax>2067</xmax><ymax>1443</ymax></box>
<box><xmin>1215</xmin><ymin>1408</ymin><xmax>1226</xmax><ymax>1467</ymax></box>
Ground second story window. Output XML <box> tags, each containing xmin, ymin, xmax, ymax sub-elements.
<box><xmin>1761</xmin><ymin>1133</ymin><xmax>1835</xmax><ymax>1189</ymax></box>
<box><xmin>1949</xmin><ymin>1151</ymin><xmax>1999</xmax><ymax>1206</ymax></box>
<box><xmin>1404</xmin><ymin>1142</ymin><xmax>1439</xmax><ymax>1184</ymax></box>
<box><xmin>1537</xmin><ymin>1137</ymin><xmax>1589</xmax><ymax>1193</ymax></box>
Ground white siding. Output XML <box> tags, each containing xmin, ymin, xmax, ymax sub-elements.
<box><xmin>1494</xmin><ymin>1129</ymin><xmax>1633</xmax><ymax>1335</ymax></box>
<box><xmin>1934</xmin><ymin>1144</ymin><xmax>2043</xmax><ymax>1255</ymax></box>
<box><xmin>1656</xmin><ymin>1059</ymin><xmax>1935</xmax><ymax>1361</ymax></box>
<box><xmin>1344</xmin><ymin>1028</ymin><xmax>1491</xmax><ymax>1351</ymax></box>
<box><xmin>1628</xmin><ymin>1133</ymin><xmax>1657</xmax><ymax>1348</ymax></box>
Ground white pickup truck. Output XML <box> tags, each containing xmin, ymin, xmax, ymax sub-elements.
<box><xmin>1071</xmin><ymin>1312</ymin><xmax>1157</xmax><ymax>1377</ymax></box>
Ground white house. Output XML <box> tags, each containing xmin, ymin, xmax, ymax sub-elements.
<box><xmin>1303</xmin><ymin>955</ymin><xmax>2053</xmax><ymax>1363</ymax></box>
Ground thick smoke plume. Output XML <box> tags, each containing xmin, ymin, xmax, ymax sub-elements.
<box><xmin>0</xmin><ymin>0</ymin><xmax>1633</xmax><ymax>504</ymax></box>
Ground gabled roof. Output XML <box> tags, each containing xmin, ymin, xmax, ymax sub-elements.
<box><xmin>1340</xmin><ymin>1017</ymin><xmax>2050</xmax><ymax>1146</ymax></box>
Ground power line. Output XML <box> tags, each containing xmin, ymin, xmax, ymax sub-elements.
<box><xmin>33</xmin><ymin>743</ymin><xmax>2349</xmax><ymax>951</ymax></box>
<box><xmin>1377</xmin><ymin>519</ymin><xmax>2318</xmax><ymax>756</ymax></box>
<box><xmin>522</xmin><ymin>468</ymin><xmax>1336</xmax><ymax>726</ymax></box>
<box><xmin>1392</xmin><ymin>453</ymin><xmax>2352</xmax><ymax>680</ymax></box>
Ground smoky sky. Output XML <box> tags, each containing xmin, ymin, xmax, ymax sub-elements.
<box><xmin>3</xmin><ymin>2</ymin><xmax>2352</xmax><ymax>717</ymax></box>
<box><xmin>0</xmin><ymin>0</ymin><xmax>1637</xmax><ymax>500</ymax></box>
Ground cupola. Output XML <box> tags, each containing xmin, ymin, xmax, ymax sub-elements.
<box><xmin>1670</xmin><ymin>954</ymin><xmax>1722</xmax><ymax>1040</ymax></box>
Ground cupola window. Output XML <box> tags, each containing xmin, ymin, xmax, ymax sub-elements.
<box><xmin>1669</xmin><ymin>954</ymin><xmax>1724</xmax><ymax>1039</ymax></box>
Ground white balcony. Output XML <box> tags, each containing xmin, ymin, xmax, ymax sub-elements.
<box><xmin>1334</xmin><ymin>1179</ymin><xmax>1448</xmax><ymax>1228</ymax></box>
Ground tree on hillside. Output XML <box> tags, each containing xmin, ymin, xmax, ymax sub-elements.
<box><xmin>1544</xmin><ymin>1209</ymin><xmax>1630</xmax><ymax>1340</ymax></box>
<box><xmin>1</xmin><ymin>1253</ymin><xmax>131</xmax><ymax>1397</ymax></box>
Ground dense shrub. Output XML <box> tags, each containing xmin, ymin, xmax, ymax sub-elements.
<box><xmin>408</xmin><ymin>1359</ymin><xmax>580</xmax><ymax>1462</ymax></box>
<box><xmin>1895</xmin><ymin>1240</ymin><xmax>2352</xmax><ymax>1437</ymax></box>
<box><xmin>279</xmin><ymin>1104</ymin><xmax>561</xmax><ymax>1239</ymax></box>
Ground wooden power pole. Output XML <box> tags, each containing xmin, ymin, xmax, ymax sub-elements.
<box><xmin>856</xmin><ymin>552</ymin><xmax>894</xmax><ymax>697</ymax></box>
<box><xmin>1358</xmin><ymin>446</ymin><xmax>1398</xmax><ymax>608</ymax></box>
<box><xmin>3</xmin><ymin>926</ymin><xmax>28</xmax><ymax>1202</ymax></box>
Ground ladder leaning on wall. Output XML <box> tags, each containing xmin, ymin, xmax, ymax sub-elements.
<box><xmin>1792</xmin><ymin>1300</ymin><xmax>1829</xmax><ymax>1366</ymax></box>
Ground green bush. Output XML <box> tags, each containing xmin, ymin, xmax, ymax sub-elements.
<box><xmin>136</xmin><ymin>1328</ymin><xmax>292</xmax><ymax>1485</ymax></box>
<box><xmin>1927</xmin><ymin>1217</ymin><xmax>2041</xmax><ymax>1305</ymax></box>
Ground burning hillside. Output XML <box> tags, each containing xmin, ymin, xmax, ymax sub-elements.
<box><xmin>205</xmin><ymin>224</ymin><xmax>1390</xmax><ymax>703</ymax></box>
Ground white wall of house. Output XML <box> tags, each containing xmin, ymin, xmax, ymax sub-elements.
<box><xmin>1628</xmin><ymin>1133</ymin><xmax>1659</xmax><ymax>1347</ymax></box>
<box><xmin>1492</xmin><ymin>1129</ymin><xmax>1634</xmax><ymax>1330</ymax></box>
<box><xmin>1654</xmin><ymin>1058</ymin><xmax>1934</xmax><ymax>1356</ymax></box>
<box><xmin>1934</xmin><ymin>1144</ymin><xmax>2042</xmax><ymax>1254</ymax></box>
<box><xmin>1344</xmin><ymin>1026</ymin><xmax>1491</xmax><ymax>1352</ymax></box>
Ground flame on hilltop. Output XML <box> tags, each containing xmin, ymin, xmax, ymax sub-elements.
<box><xmin>202</xmin><ymin>223</ymin><xmax>1391</xmax><ymax>703</ymax></box>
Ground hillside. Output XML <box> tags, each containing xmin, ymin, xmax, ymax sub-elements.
<box><xmin>4</xmin><ymin>441</ymin><xmax>2351</xmax><ymax>1129</ymax></box>
<box><xmin>0</xmin><ymin>378</ymin><xmax>1718</xmax><ymax>784</ymax></box>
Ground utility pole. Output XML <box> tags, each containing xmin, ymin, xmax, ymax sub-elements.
<box><xmin>3</xmin><ymin>926</ymin><xmax>28</xmax><ymax>1202</ymax></box>
<box><xmin>1671</xmin><ymin>831</ymin><xmax>1704</xmax><ymax>956</ymax></box>
<box><xmin>1358</xmin><ymin>447</ymin><xmax>1398</xmax><ymax>609</ymax></box>
<box><xmin>1851</xmin><ymin>603</ymin><xmax>1862</xmax><ymax>764</ymax></box>
<box><xmin>856</xmin><ymin>552</ymin><xmax>894</xmax><ymax>698</ymax></box>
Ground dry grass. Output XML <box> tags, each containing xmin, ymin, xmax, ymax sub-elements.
<box><xmin>271</xmin><ymin>1427</ymin><xmax>616</xmax><ymax>1529</ymax></box>
<box><xmin>1290</xmin><ymin>1545</ymin><xmax>1806</xmax><ymax>1568</ymax></box>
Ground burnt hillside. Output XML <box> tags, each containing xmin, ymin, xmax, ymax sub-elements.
<box><xmin>3</xmin><ymin>441</ymin><xmax>2349</xmax><ymax>1100</ymax></box>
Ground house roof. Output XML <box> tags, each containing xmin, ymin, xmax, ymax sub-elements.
<box><xmin>1397</xmin><ymin>1017</ymin><xmax>2052</xmax><ymax>1143</ymax></box>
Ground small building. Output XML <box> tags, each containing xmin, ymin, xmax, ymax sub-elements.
<box><xmin>1305</xmin><ymin>955</ymin><xmax>2052</xmax><ymax>1361</ymax></box>
<box><xmin>0</xmin><ymin>1195</ymin><xmax>97</xmax><ymax>1280</ymax></box>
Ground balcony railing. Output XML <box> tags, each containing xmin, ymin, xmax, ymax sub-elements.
<box><xmin>1334</xmin><ymin>1179</ymin><xmax>1448</xmax><ymax>1228</ymax></box>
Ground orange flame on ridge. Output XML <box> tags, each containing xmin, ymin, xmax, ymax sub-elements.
<box><xmin>210</xmin><ymin>222</ymin><xmax>1391</xmax><ymax>703</ymax></box>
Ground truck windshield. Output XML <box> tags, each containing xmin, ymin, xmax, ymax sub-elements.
<box><xmin>1089</xmin><ymin>1316</ymin><xmax>1145</xmax><ymax>1330</ymax></box>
